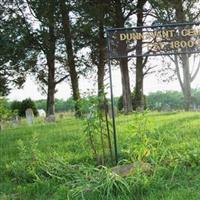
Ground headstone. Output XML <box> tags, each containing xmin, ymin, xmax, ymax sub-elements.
<box><xmin>59</xmin><ymin>113</ymin><xmax>64</xmax><ymax>119</ymax></box>
<box><xmin>46</xmin><ymin>114</ymin><xmax>56</xmax><ymax>123</ymax></box>
<box><xmin>11</xmin><ymin>115</ymin><xmax>20</xmax><ymax>128</ymax></box>
<box><xmin>25</xmin><ymin>108</ymin><xmax>34</xmax><ymax>125</ymax></box>
<box><xmin>0</xmin><ymin>120</ymin><xmax>9</xmax><ymax>131</ymax></box>
<box><xmin>37</xmin><ymin>109</ymin><xmax>46</xmax><ymax>117</ymax></box>
<box><xmin>86</xmin><ymin>111</ymin><xmax>93</xmax><ymax>120</ymax></box>
<box><xmin>136</xmin><ymin>107</ymin><xmax>144</xmax><ymax>112</ymax></box>
<box><xmin>0</xmin><ymin>120</ymin><xmax>3</xmax><ymax>131</ymax></box>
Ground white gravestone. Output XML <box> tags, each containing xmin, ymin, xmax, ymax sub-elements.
<box><xmin>12</xmin><ymin>115</ymin><xmax>20</xmax><ymax>128</ymax></box>
<box><xmin>25</xmin><ymin>108</ymin><xmax>34</xmax><ymax>125</ymax></box>
<box><xmin>37</xmin><ymin>109</ymin><xmax>46</xmax><ymax>117</ymax></box>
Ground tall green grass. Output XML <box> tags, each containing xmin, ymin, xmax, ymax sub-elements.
<box><xmin>1</xmin><ymin>112</ymin><xmax>200</xmax><ymax>199</ymax></box>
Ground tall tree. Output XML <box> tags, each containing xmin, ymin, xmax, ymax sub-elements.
<box><xmin>1</xmin><ymin>0</ymin><xmax>69</xmax><ymax>116</ymax></box>
<box><xmin>73</xmin><ymin>0</ymin><xmax>112</xmax><ymax>98</ymax></box>
<box><xmin>134</xmin><ymin>0</ymin><xmax>147</xmax><ymax>110</ymax></box>
<box><xmin>45</xmin><ymin>0</ymin><xmax>57</xmax><ymax>116</ymax></box>
<box><xmin>59</xmin><ymin>0</ymin><xmax>81</xmax><ymax>117</ymax></box>
<box><xmin>113</xmin><ymin>0</ymin><xmax>135</xmax><ymax>114</ymax></box>
<box><xmin>0</xmin><ymin>0</ymin><xmax>37</xmax><ymax>96</ymax></box>
<box><xmin>95</xmin><ymin>0</ymin><xmax>108</xmax><ymax>97</ymax></box>
<box><xmin>173</xmin><ymin>0</ymin><xmax>192</xmax><ymax>111</ymax></box>
<box><xmin>22</xmin><ymin>0</ymin><xmax>64</xmax><ymax>116</ymax></box>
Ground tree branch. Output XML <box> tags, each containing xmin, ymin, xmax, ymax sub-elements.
<box><xmin>174</xmin><ymin>54</ymin><xmax>184</xmax><ymax>92</ymax></box>
<box><xmin>191</xmin><ymin>59</ymin><xmax>200</xmax><ymax>82</ymax></box>
<box><xmin>143</xmin><ymin>65</ymin><xmax>156</xmax><ymax>76</ymax></box>
<box><xmin>55</xmin><ymin>74</ymin><xmax>69</xmax><ymax>85</ymax></box>
<box><xmin>15</xmin><ymin>0</ymin><xmax>45</xmax><ymax>52</ymax></box>
<box><xmin>124</xmin><ymin>9</ymin><xmax>137</xmax><ymax>21</ymax></box>
<box><xmin>142</xmin><ymin>55</ymin><xmax>148</xmax><ymax>67</ymax></box>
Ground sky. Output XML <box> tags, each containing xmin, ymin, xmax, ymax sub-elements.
<box><xmin>7</xmin><ymin>49</ymin><xmax>200</xmax><ymax>101</ymax></box>
<box><xmin>8</xmin><ymin>59</ymin><xmax>198</xmax><ymax>101</ymax></box>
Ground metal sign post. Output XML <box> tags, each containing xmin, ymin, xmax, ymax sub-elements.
<box><xmin>107</xmin><ymin>30</ymin><xmax>118</xmax><ymax>164</ymax></box>
<box><xmin>106</xmin><ymin>21</ymin><xmax>200</xmax><ymax>165</ymax></box>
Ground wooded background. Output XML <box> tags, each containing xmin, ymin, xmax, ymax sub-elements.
<box><xmin>1</xmin><ymin>0</ymin><xmax>200</xmax><ymax>116</ymax></box>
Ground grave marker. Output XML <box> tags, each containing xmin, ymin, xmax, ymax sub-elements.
<box><xmin>25</xmin><ymin>108</ymin><xmax>34</xmax><ymax>125</ymax></box>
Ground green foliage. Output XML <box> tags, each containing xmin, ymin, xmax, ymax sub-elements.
<box><xmin>117</xmin><ymin>95</ymin><xmax>123</xmax><ymax>112</ymax></box>
<box><xmin>65</xmin><ymin>97</ymin><xmax>75</xmax><ymax>112</ymax></box>
<box><xmin>117</xmin><ymin>89</ymin><xmax>200</xmax><ymax>112</ymax></box>
<box><xmin>35</xmin><ymin>98</ymin><xmax>75</xmax><ymax>113</ymax></box>
<box><xmin>4</xmin><ymin>134</ymin><xmax>132</xmax><ymax>200</ymax></box>
<box><xmin>20</xmin><ymin>99</ymin><xmax>38</xmax><ymax>117</ymax></box>
<box><xmin>10</xmin><ymin>100</ymin><xmax>21</xmax><ymax>114</ymax></box>
<box><xmin>35</xmin><ymin>99</ymin><xmax>46</xmax><ymax>111</ymax></box>
<box><xmin>0</xmin><ymin>75</ymin><xmax>10</xmax><ymax>96</ymax></box>
<box><xmin>121</xmin><ymin>112</ymin><xmax>154</xmax><ymax>162</ymax></box>
<box><xmin>0</xmin><ymin>98</ymin><xmax>12</xmax><ymax>121</ymax></box>
<box><xmin>191</xmin><ymin>88</ymin><xmax>200</xmax><ymax>107</ymax></box>
<box><xmin>147</xmin><ymin>91</ymin><xmax>185</xmax><ymax>111</ymax></box>
<box><xmin>117</xmin><ymin>90</ymin><xmax>147</xmax><ymax>111</ymax></box>
<box><xmin>55</xmin><ymin>99</ymin><xmax>68</xmax><ymax>113</ymax></box>
<box><xmin>10</xmin><ymin>98</ymin><xmax>38</xmax><ymax>117</ymax></box>
<box><xmin>83</xmin><ymin>94</ymin><xmax>114</xmax><ymax>166</ymax></box>
<box><xmin>0</xmin><ymin>1</ymin><xmax>37</xmax><ymax>91</ymax></box>
<box><xmin>5</xmin><ymin>134</ymin><xmax>41</xmax><ymax>184</ymax></box>
<box><xmin>55</xmin><ymin>98</ymin><xmax>75</xmax><ymax>113</ymax></box>
<box><xmin>79</xmin><ymin>95</ymin><xmax>98</xmax><ymax>115</ymax></box>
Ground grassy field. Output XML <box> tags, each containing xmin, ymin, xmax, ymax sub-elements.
<box><xmin>1</xmin><ymin>112</ymin><xmax>200</xmax><ymax>199</ymax></box>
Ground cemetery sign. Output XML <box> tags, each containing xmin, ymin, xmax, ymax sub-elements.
<box><xmin>107</xmin><ymin>22</ymin><xmax>200</xmax><ymax>59</ymax></box>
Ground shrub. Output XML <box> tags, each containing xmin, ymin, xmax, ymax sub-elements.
<box><xmin>0</xmin><ymin>97</ymin><xmax>12</xmax><ymax>121</ymax></box>
<box><xmin>117</xmin><ymin>91</ymin><xmax>147</xmax><ymax>111</ymax></box>
<box><xmin>20</xmin><ymin>98</ymin><xmax>38</xmax><ymax>116</ymax></box>
<box><xmin>10</xmin><ymin>100</ymin><xmax>21</xmax><ymax>114</ymax></box>
<box><xmin>117</xmin><ymin>96</ymin><xmax>123</xmax><ymax>111</ymax></box>
<box><xmin>10</xmin><ymin>98</ymin><xmax>38</xmax><ymax>117</ymax></box>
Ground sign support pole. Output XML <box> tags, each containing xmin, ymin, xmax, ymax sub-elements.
<box><xmin>107</xmin><ymin>30</ymin><xmax>118</xmax><ymax>165</ymax></box>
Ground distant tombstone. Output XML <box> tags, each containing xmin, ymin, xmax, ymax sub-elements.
<box><xmin>46</xmin><ymin>114</ymin><xmax>56</xmax><ymax>123</ymax></box>
<box><xmin>86</xmin><ymin>110</ymin><xmax>93</xmax><ymax>120</ymax></box>
<box><xmin>37</xmin><ymin>109</ymin><xmax>46</xmax><ymax>117</ymax></box>
<box><xmin>163</xmin><ymin>104</ymin><xmax>171</xmax><ymax>112</ymax></box>
<box><xmin>59</xmin><ymin>113</ymin><xmax>64</xmax><ymax>119</ymax></box>
<box><xmin>25</xmin><ymin>108</ymin><xmax>34</xmax><ymax>125</ymax></box>
<box><xmin>136</xmin><ymin>107</ymin><xmax>144</xmax><ymax>112</ymax></box>
<box><xmin>192</xmin><ymin>104</ymin><xmax>197</xmax><ymax>111</ymax></box>
<box><xmin>11</xmin><ymin>115</ymin><xmax>20</xmax><ymax>128</ymax></box>
<box><xmin>0</xmin><ymin>120</ymin><xmax>3</xmax><ymax>131</ymax></box>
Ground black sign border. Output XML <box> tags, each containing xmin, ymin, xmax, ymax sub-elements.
<box><xmin>107</xmin><ymin>21</ymin><xmax>200</xmax><ymax>59</ymax></box>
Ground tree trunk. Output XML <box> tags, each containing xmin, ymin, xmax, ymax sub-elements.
<box><xmin>182</xmin><ymin>55</ymin><xmax>191</xmax><ymax>111</ymax></box>
<box><xmin>134</xmin><ymin>0</ymin><xmax>146</xmax><ymax>110</ymax></box>
<box><xmin>119</xmin><ymin>57</ymin><xmax>133</xmax><ymax>113</ymax></box>
<box><xmin>46</xmin><ymin>56</ymin><xmax>56</xmax><ymax>116</ymax></box>
<box><xmin>114</xmin><ymin>0</ymin><xmax>132</xmax><ymax>114</ymax></box>
<box><xmin>175</xmin><ymin>0</ymin><xmax>191</xmax><ymax>111</ymax></box>
<box><xmin>46</xmin><ymin>1</ymin><xmax>56</xmax><ymax>117</ymax></box>
<box><xmin>60</xmin><ymin>0</ymin><xmax>81</xmax><ymax>117</ymax></box>
<box><xmin>135</xmin><ymin>57</ymin><xmax>144</xmax><ymax>110</ymax></box>
<box><xmin>97</xmin><ymin>20</ymin><xmax>105</xmax><ymax>97</ymax></box>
